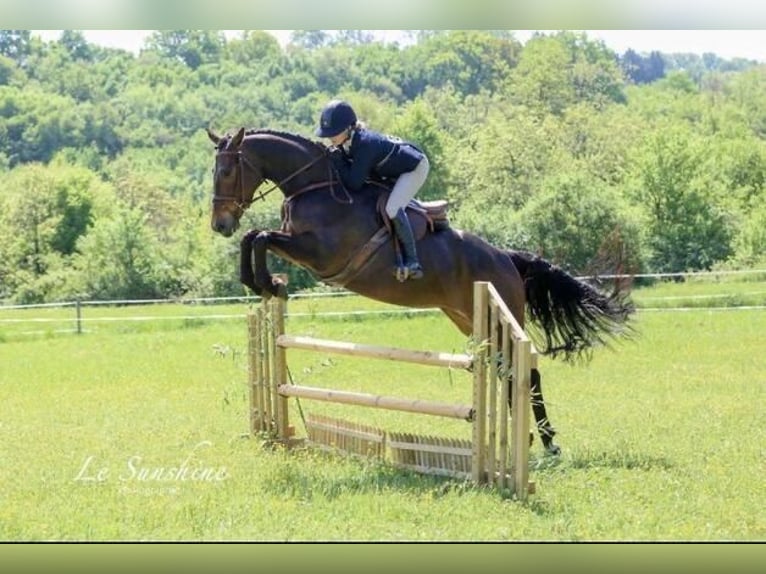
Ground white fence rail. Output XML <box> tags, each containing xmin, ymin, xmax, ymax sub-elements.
<box><xmin>1</xmin><ymin>269</ymin><xmax>765</xmax><ymax>332</ymax></box>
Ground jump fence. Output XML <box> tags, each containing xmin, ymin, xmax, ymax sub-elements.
<box><xmin>247</xmin><ymin>281</ymin><xmax>536</xmax><ymax>499</ymax></box>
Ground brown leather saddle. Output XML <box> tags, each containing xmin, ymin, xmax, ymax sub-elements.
<box><xmin>319</xmin><ymin>192</ymin><xmax>450</xmax><ymax>287</ymax></box>
<box><xmin>375</xmin><ymin>192</ymin><xmax>450</xmax><ymax>240</ymax></box>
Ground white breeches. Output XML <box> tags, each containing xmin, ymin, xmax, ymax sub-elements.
<box><xmin>385</xmin><ymin>157</ymin><xmax>430</xmax><ymax>218</ymax></box>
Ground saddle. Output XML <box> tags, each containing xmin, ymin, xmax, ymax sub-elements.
<box><xmin>320</xmin><ymin>189</ymin><xmax>450</xmax><ymax>287</ymax></box>
<box><xmin>375</xmin><ymin>192</ymin><xmax>450</xmax><ymax>240</ymax></box>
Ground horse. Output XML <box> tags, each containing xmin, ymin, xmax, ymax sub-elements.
<box><xmin>207</xmin><ymin>126</ymin><xmax>635</xmax><ymax>455</ymax></box>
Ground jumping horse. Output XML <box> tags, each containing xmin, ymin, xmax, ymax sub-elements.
<box><xmin>207</xmin><ymin>127</ymin><xmax>635</xmax><ymax>455</ymax></box>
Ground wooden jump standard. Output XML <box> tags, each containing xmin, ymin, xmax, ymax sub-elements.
<box><xmin>248</xmin><ymin>281</ymin><xmax>535</xmax><ymax>499</ymax></box>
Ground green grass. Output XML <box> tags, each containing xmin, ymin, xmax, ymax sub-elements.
<box><xmin>631</xmin><ymin>273</ymin><xmax>766</xmax><ymax>308</ymax></box>
<box><xmin>0</xmin><ymin>284</ymin><xmax>764</xmax><ymax>541</ymax></box>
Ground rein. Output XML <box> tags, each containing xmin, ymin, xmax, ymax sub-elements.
<box><xmin>213</xmin><ymin>146</ymin><xmax>352</xmax><ymax>208</ymax></box>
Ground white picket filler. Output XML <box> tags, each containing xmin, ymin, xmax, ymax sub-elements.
<box><xmin>247</xmin><ymin>281</ymin><xmax>534</xmax><ymax>498</ymax></box>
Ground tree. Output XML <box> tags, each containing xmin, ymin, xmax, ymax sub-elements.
<box><xmin>334</xmin><ymin>30</ymin><xmax>375</xmax><ymax>45</ymax></box>
<box><xmin>0</xmin><ymin>54</ymin><xmax>22</xmax><ymax>86</ymax></box>
<box><xmin>508</xmin><ymin>32</ymin><xmax>625</xmax><ymax>115</ymax></box>
<box><xmin>71</xmin><ymin>206</ymin><xmax>162</xmax><ymax>300</ymax></box>
<box><xmin>731</xmin><ymin>196</ymin><xmax>766</xmax><ymax>266</ymax></box>
<box><xmin>226</xmin><ymin>31</ymin><xmax>282</xmax><ymax>66</ymax></box>
<box><xmin>59</xmin><ymin>30</ymin><xmax>94</xmax><ymax>62</ymax></box>
<box><xmin>0</xmin><ymin>30</ymin><xmax>31</xmax><ymax>62</ymax></box>
<box><xmin>402</xmin><ymin>31</ymin><xmax>519</xmax><ymax>98</ymax></box>
<box><xmin>145</xmin><ymin>30</ymin><xmax>225</xmax><ymax>69</ymax></box>
<box><xmin>289</xmin><ymin>30</ymin><xmax>331</xmax><ymax>50</ymax></box>
<box><xmin>629</xmin><ymin>128</ymin><xmax>733</xmax><ymax>272</ymax></box>
<box><xmin>507</xmin><ymin>33</ymin><xmax>573</xmax><ymax>115</ymax></box>
<box><xmin>621</xmin><ymin>49</ymin><xmax>665</xmax><ymax>84</ymax></box>
<box><xmin>515</xmin><ymin>169</ymin><xmax>644</xmax><ymax>274</ymax></box>
<box><xmin>0</xmin><ymin>163</ymin><xmax>113</xmax><ymax>302</ymax></box>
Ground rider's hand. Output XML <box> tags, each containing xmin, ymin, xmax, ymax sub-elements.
<box><xmin>328</xmin><ymin>147</ymin><xmax>345</xmax><ymax>165</ymax></box>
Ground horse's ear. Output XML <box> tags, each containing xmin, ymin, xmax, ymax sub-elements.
<box><xmin>206</xmin><ymin>127</ymin><xmax>221</xmax><ymax>145</ymax></box>
<box><xmin>231</xmin><ymin>127</ymin><xmax>246</xmax><ymax>148</ymax></box>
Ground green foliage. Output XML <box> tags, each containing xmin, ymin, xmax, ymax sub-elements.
<box><xmin>507</xmin><ymin>32</ymin><xmax>626</xmax><ymax>116</ymax></box>
<box><xmin>145</xmin><ymin>30</ymin><xmax>225</xmax><ymax>70</ymax></box>
<box><xmin>0</xmin><ymin>30</ymin><xmax>32</xmax><ymax>62</ymax></box>
<box><xmin>517</xmin><ymin>170</ymin><xmax>644</xmax><ymax>273</ymax></box>
<box><xmin>731</xmin><ymin>195</ymin><xmax>766</xmax><ymax>266</ymax></box>
<box><xmin>1</xmin><ymin>30</ymin><xmax>764</xmax><ymax>303</ymax></box>
<box><xmin>629</xmin><ymin>128</ymin><xmax>734</xmax><ymax>272</ymax></box>
<box><xmin>621</xmin><ymin>49</ymin><xmax>665</xmax><ymax>84</ymax></box>
<box><xmin>71</xmin><ymin>206</ymin><xmax>162</xmax><ymax>300</ymax></box>
<box><xmin>727</xmin><ymin>68</ymin><xmax>766</xmax><ymax>138</ymax></box>
<box><xmin>389</xmin><ymin>99</ymin><xmax>449</xmax><ymax>202</ymax></box>
<box><xmin>402</xmin><ymin>31</ymin><xmax>520</xmax><ymax>98</ymax></box>
<box><xmin>0</xmin><ymin>163</ymin><xmax>112</xmax><ymax>302</ymax></box>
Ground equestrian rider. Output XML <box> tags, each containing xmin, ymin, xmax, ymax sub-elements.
<box><xmin>316</xmin><ymin>99</ymin><xmax>428</xmax><ymax>281</ymax></box>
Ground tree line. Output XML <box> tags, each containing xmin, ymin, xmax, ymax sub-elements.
<box><xmin>1</xmin><ymin>29</ymin><xmax>765</xmax><ymax>303</ymax></box>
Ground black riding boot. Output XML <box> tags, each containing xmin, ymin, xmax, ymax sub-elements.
<box><xmin>392</xmin><ymin>208</ymin><xmax>423</xmax><ymax>280</ymax></box>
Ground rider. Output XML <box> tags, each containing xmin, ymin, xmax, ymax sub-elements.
<box><xmin>315</xmin><ymin>99</ymin><xmax>428</xmax><ymax>281</ymax></box>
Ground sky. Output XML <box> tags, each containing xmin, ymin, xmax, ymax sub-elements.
<box><xmin>30</xmin><ymin>30</ymin><xmax>766</xmax><ymax>63</ymax></box>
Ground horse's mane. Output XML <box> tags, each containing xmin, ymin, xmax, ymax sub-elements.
<box><xmin>244</xmin><ymin>128</ymin><xmax>325</xmax><ymax>155</ymax></box>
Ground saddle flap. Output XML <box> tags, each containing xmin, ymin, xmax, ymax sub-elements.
<box><xmin>375</xmin><ymin>193</ymin><xmax>449</xmax><ymax>241</ymax></box>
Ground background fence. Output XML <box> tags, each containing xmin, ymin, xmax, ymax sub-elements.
<box><xmin>1</xmin><ymin>270</ymin><xmax>765</xmax><ymax>338</ymax></box>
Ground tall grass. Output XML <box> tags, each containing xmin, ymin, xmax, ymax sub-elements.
<box><xmin>0</xmin><ymin>283</ymin><xmax>764</xmax><ymax>541</ymax></box>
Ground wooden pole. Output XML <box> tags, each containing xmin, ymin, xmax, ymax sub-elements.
<box><xmin>272</xmin><ymin>297</ymin><xmax>290</xmax><ymax>440</ymax></box>
<box><xmin>278</xmin><ymin>385</ymin><xmax>474</xmax><ymax>421</ymax></box>
<box><xmin>511</xmin><ymin>338</ymin><xmax>531</xmax><ymax>500</ymax></box>
<box><xmin>247</xmin><ymin>312</ymin><xmax>260</xmax><ymax>435</ymax></box>
<box><xmin>260</xmin><ymin>303</ymin><xmax>273</xmax><ymax>435</ymax></box>
<box><xmin>471</xmin><ymin>281</ymin><xmax>489</xmax><ymax>484</ymax></box>
<box><xmin>276</xmin><ymin>335</ymin><xmax>472</xmax><ymax>370</ymax></box>
<box><xmin>75</xmin><ymin>300</ymin><xmax>82</xmax><ymax>335</ymax></box>
<box><xmin>498</xmin><ymin>320</ymin><xmax>511</xmax><ymax>490</ymax></box>
<box><xmin>487</xmin><ymin>300</ymin><xmax>499</xmax><ymax>486</ymax></box>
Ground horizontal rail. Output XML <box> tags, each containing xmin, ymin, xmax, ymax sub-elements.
<box><xmin>277</xmin><ymin>384</ymin><xmax>474</xmax><ymax>421</ymax></box>
<box><xmin>276</xmin><ymin>335</ymin><xmax>473</xmax><ymax>370</ymax></box>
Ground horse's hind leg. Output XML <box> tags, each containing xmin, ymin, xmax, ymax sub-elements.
<box><xmin>505</xmin><ymin>367</ymin><xmax>560</xmax><ymax>456</ymax></box>
<box><xmin>530</xmin><ymin>367</ymin><xmax>560</xmax><ymax>456</ymax></box>
<box><xmin>447</xmin><ymin>307</ymin><xmax>561</xmax><ymax>456</ymax></box>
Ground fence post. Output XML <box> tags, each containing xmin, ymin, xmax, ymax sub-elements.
<box><xmin>75</xmin><ymin>300</ymin><xmax>82</xmax><ymax>335</ymax></box>
<box><xmin>471</xmin><ymin>281</ymin><xmax>489</xmax><ymax>484</ymax></box>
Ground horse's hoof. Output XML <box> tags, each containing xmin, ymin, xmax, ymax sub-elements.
<box><xmin>545</xmin><ymin>443</ymin><xmax>562</xmax><ymax>457</ymax></box>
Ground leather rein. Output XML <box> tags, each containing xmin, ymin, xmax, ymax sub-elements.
<box><xmin>212</xmin><ymin>146</ymin><xmax>352</xmax><ymax>209</ymax></box>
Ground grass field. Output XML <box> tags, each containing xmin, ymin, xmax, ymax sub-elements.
<box><xmin>0</xmin><ymin>279</ymin><xmax>764</xmax><ymax>541</ymax></box>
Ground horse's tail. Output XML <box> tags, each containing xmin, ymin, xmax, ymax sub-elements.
<box><xmin>509</xmin><ymin>250</ymin><xmax>635</xmax><ymax>362</ymax></box>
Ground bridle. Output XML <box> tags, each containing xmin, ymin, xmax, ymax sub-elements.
<box><xmin>212</xmin><ymin>144</ymin><xmax>348</xmax><ymax>210</ymax></box>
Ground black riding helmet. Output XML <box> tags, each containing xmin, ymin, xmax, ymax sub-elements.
<box><xmin>316</xmin><ymin>99</ymin><xmax>357</xmax><ymax>138</ymax></box>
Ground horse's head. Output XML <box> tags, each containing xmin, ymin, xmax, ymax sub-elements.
<box><xmin>207</xmin><ymin>127</ymin><xmax>332</xmax><ymax>237</ymax></box>
<box><xmin>207</xmin><ymin>127</ymin><xmax>265</xmax><ymax>237</ymax></box>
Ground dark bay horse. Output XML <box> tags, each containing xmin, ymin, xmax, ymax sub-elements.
<box><xmin>207</xmin><ymin>127</ymin><xmax>635</xmax><ymax>455</ymax></box>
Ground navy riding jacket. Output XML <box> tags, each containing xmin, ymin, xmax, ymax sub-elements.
<box><xmin>330</xmin><ymin>128</ymin><xmax>425</xmax><ymax>192</ymax></box>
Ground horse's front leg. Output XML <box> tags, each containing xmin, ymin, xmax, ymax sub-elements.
<box><xmin>247</xmin><ymin>230</ymin><xmax>286</xmax><ymax>299</ymax></box>
<box><xmin>240</xmin><ymin>230</ymin><xmax>262</xmax><ymax>296</ymax></box>
<box><xmin>251</xmin><ymin>230</ymin><xmax>319</xmax><ymax>299</ymax></box>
